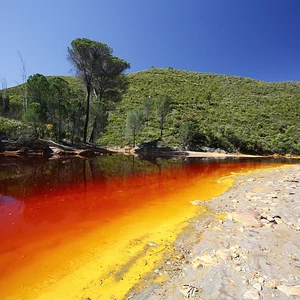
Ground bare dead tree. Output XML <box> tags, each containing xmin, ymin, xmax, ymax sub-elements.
<box><xmin>17</xmin><ymin>50</ymin><xmax>27</xmax><ymax>114</ymax></box>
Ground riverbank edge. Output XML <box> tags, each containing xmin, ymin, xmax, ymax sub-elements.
<box><xmin>1</xmin><ymin>138</ymin><xmax>300</xmax><ymax>160</ymax></box>
<box><xmin>127</xmin><ymin>164</ymin><xmax>300</xmax><ymax>300</ymax></box>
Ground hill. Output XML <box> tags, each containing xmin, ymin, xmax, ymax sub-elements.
<box><xmin>100</xmin><ymin>68</ymin><xmax>300</xmax><ymax>154</ymax></box>
<box><xmin>4</xmin><ymin>68</ymin><xmax>300</xmax><ymax>154</ymax></box>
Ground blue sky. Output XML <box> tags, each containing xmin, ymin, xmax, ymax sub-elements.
<box><xmin>1</xmin><ymin>0</ymin><xmax>300</xmax><ymax>87</ymax></box>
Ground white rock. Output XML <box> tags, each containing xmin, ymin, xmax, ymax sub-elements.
<box><xmin>242</xmin><ymin>289</ymin><xmax>260</xmax><ymax>300</ymax></box>
<box><xmin>262</xmin><ymin>207</ymin><xmax>270</xmax><ymax>212</ymax></box>
<box><xmin>253</xmin><ymin>282</ymin><xmax>262</xmax><ymax>291</ymax></box>
<box><xmin>227</xmin><ymin>213</ymin><xmax>233</xmax><ymax>221</ymax></box>
<box><xmin>258</xmin><ymin>277</ymin><xmax>265</xmax><ymax>284</ymax></box>
<box><xmin>232</xmin><ymin>210</ymin><xmax>263</xmax><ymax>228</ymax></box>
<box><xmin>274</xmin><ymin>217</ymin><xmax>283</xmax><ymax>224</ymax></box>
<box><xmin>196</xmin><ymin>255</ymin><xmax>217</xmax><ymax>265</ymax></box>
<box><xmin>261</xmin><ymin>219</ymin><xmax>269</xmax><ymax>225</ymax></box>
<box><xmin>216</xmin><ymin>249</ymin><xmax>231</xmax><ymax>261</ymax></box>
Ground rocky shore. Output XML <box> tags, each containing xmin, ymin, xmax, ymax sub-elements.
<box><xmin>129</xmin><ymin>164</ymin><xmax>300</xmax><ymax>300</ymax></box>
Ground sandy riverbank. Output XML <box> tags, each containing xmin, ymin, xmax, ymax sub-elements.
<box><xmin>112</xmin><ymin>147</ymin><xmax>300</xmax><ymax>160</ymax></box>
<box><xmin>129</xmin><ymin>164</ymin><xmax>300</xmax><ymax>300</ymax></box>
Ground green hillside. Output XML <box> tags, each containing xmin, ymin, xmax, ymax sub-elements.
<box><xmin>100</xmin><ymin>68</ymin><xmax>300</xmax><ymax>154</ymax></box>
<box><xmin>3</xmin><ymin>68</ymin><xmax>300</xmax><ymax>154</ymax></box>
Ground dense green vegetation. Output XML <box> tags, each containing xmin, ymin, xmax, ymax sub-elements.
<box><xmin>2</xmin><ymin>68</ymin><xmax>300</xmax><ymax>155</ymax></box>
<box><xmin>101</xmin><ymin>68</ymin><xmax>300</xmax><ymax>154</ymax></box>
<box><xmin>0</xmin><ymin>117</ymin><xmax>29</xmax><ymax>139</ymax></box>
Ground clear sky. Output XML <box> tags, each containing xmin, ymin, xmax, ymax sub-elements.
<box><xmin>1</xmin><ymin>0</ymin><xmax>300</xmax><ymax>87</ymax></box>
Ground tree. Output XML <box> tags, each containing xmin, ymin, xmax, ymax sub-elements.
<box><xmin>93</xmin><ymin>55</ymin><xmax>130</xmax><ymax>103</ymax></box>
<box><xmin>206</xmin><ymin>91</ymin><xmax>212</xmax><ymax>105</ymax></box>
<box><xmin>179</xmin><ymin>121</ymin><xmax>198</xmax><ymax>147</ymax></box>
<box><xmin>27</xmin><ymin>74</ymin><xmax>49</xmax><ymax>106</ymax></box>
<box><xmin>67</xmin><ymin>88</ymin><xmax>85</xmax><ymax>144</ymax></box>
<box><xmin>26</xmin><ymin>74</ymin><xmax>50</xmax><ymax>137</ymax></box>
<box><xmin>68</xmin><ymin>38</ymin><xmax>112</xmax><ymax>142</ymax></box>
<box><xmin>23</xmin><ymin>102</ymin><xmax>43</xmax><ymax>138</ymax></box>
<box><xmin>89</xmin><ymin>101</ymin><xmax>108</xmax><ymax>143</ymax></box>
<box><xmin>48</xmin><ymin>77</ymin><xmax>70</xmax><ymax>140</ymax></box>
<box><xmin>6</xmin><ymin>99</ymin><xmax>23</xmax><ymax>120</ymax></box>
<box><xmin>155</xmin><ymin>95</ymin><xmax>171</xmax><ymax>138</ymax></box>
<box><xmin>143</xmin><ymin>96</ymin><xmax>153</xmax><ymax>125</ymax></box>
<box><xmin>125</xmin><ymin>109</ymin><xmax>144</xmax><ymax>146</ymax></box>
<box><xmin>90</xmin><ymin>53</ymin><xmax>130</xmax><ymax>142</ymax></box>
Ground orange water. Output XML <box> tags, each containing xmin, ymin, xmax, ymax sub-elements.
<box><xmin>0</xmin><ymin>157</ymin><xmax>286</xmax><ymax>299</ymax></box>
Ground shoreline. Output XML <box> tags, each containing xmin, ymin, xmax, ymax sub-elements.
<box><xmin>109</xmin><ymin>147</ymin><xmax>300</xmax><ymax>160</ymax></box>
<box><xmin>1</xmin><ymin>139</ymin><xmax>300</xmax><ymax>160</ymax></box>
<box><xmin>129</xmin><ymin>164</ymin><xmax>300</xmax><ymax>299</ymax></box>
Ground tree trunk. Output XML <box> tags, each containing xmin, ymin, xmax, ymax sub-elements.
<box><xmin>83</xmin><ymin>88</ymin><xmax>91</xmax><ymax>143</ymax></box>
<box><xmin>133</xmin><ymin>130</ymin><xmax>136</xmax><ymax>147</ymax></box>
<box><xmin>89</xmin><ymin>89</ymin><xmax>103</xmax><ymax>144</ymax></box>
<box><xmin>22</xmin><ymin>86</ymin><xmax>27</xmax><ymax>115</ymax></box>
<box><xmin>71</xmin><ymin>123</ymin><xmax>75</xmax><ymax>145</ymax></box>
<box><xmin>89</xmin><ymin>119</ymin><xmax>96</xmax><ymax>144</ymax></box>
<box><xmin>34</xmin><ymin>123</ymin><xmax>39</xmax><ymax>138</ymax></box>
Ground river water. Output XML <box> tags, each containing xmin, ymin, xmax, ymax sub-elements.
<box><xmin>0</xmin><ymin>155</ymin><xmax>291</xmax><ymax>299</ymax></box>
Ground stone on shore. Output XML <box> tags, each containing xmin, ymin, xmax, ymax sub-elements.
<box><xmin>242</xmin><ymin>289</ymin><xmax>261</xmax><ymax>300</ymax></box>
<box><xmin>231</xmin><ymin>210</ymin><xmax>263</xmax><ymax>227</ymax></box>
<box><xmin>277</xmin><ymin>284</ymin><xmax>300</xmax><ymax>296</ymax></box>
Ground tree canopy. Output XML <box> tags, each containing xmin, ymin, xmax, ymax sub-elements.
<box><xmin>125</xmin><ymin>109</ymin><xmax>144</xmax><ymax>146</ymax></box>
<box><xmin>68</xmin><ymin>38</ymin><xmax>130</xmax><ymax>142</ymax></box>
